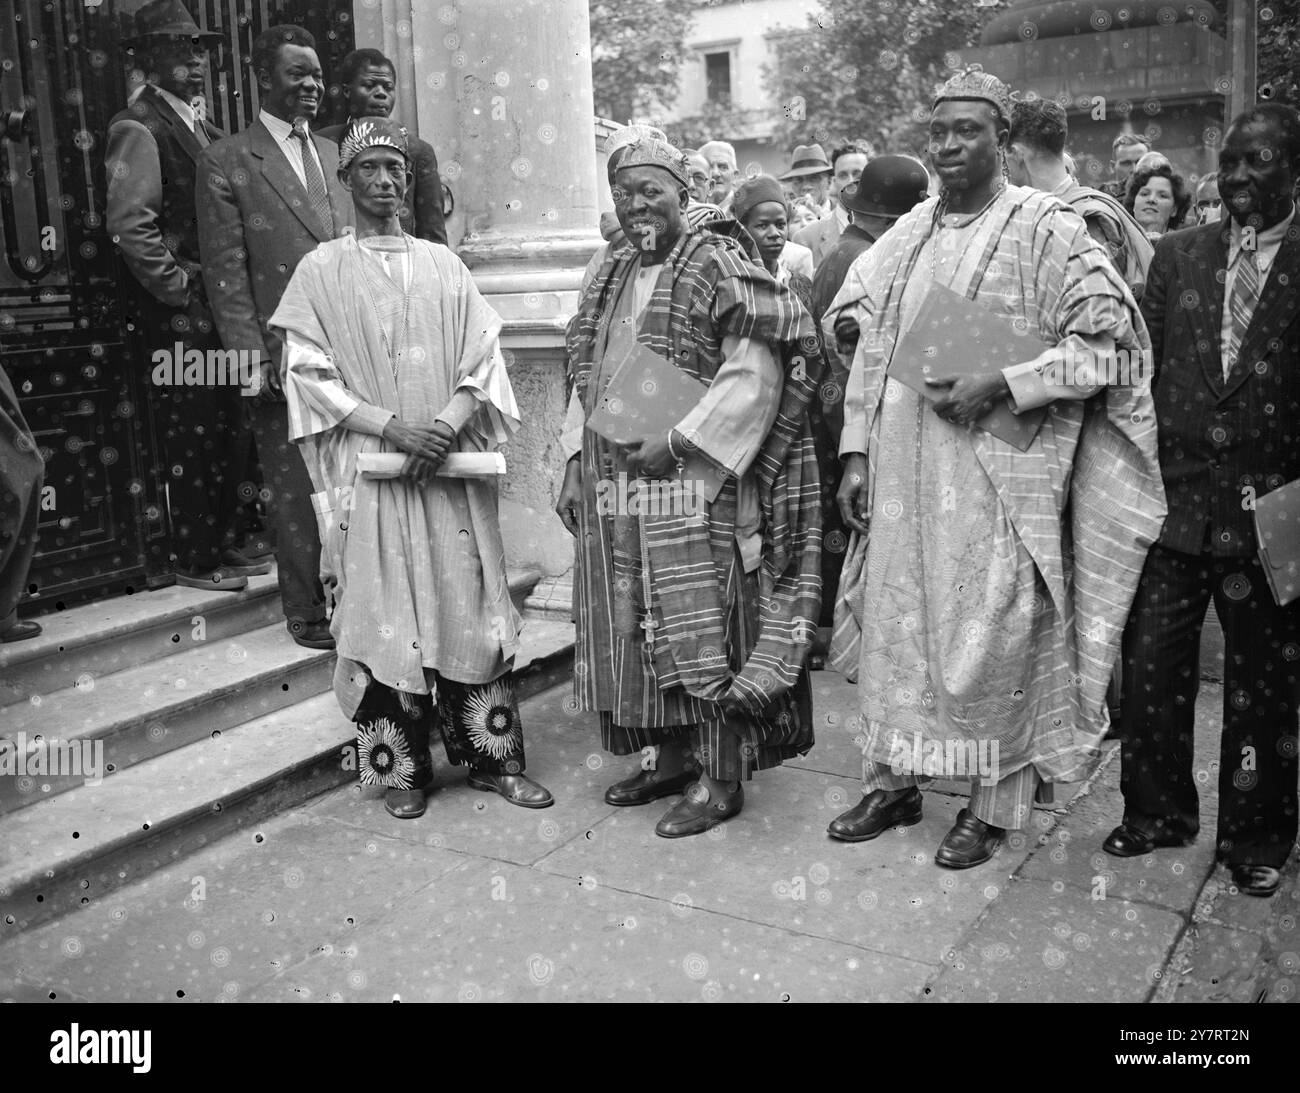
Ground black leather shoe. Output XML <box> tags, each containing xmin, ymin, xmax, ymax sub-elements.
<box><xmin>655</xmin><ymin>781</ymin><xmax>743</xmax><ymax>838</ymax></box>
<box><xmin>467</xmin><ymin>771</ymin><xmax>554</xmax><ymax>809</ymax></box>
<box><xmin>1230</xmin><ymin>864</ymin><xmax>1281</xmax><ymax>897</ymax></box>
<box><xmin>1102</xmin><ymin>822</ymin><xmax>1193</xmax><ymax>858</ymax></box>
<box><xmin>288</xmin><ymin>619</ymin><xmax>335</xmax><ymax>650</ymax></box>
<box><xmin>935</xmin><ymin>808</ymin><xmax>1004</xmax><ymax>869</ymax></box>
<box><xmin>0</xmin><ymin>620</ymin><xmax>42</xmax><ymax>643</ymax></box>
<box><xmin>827</xmin><ymin>787</ymin><xmax>923</xmax><ymax>842</ymax></box>
<box><xmin>220</xmin><ymin>547</ymin><xmax>272</xmax><ymax>576</ymax></box>
<box><xmin>604</xmin><ymin>767</ymin><xmax>697</xmax><ymax>806</ymax></box>
<box><xmin>384</xmin><ymin>787</ymin><xmax>428</xmax><ymax>819</ymax></box>
<box><xmin>176</xmin><ymin>567</ymin><xmax>248</xmax><ymax>592</ymax></box>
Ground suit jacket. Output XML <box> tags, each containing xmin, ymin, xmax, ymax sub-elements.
<box><xmin>106</xmin><ymin>85</ymin><xmax>227</xmax><ymax>314</ymax></box>
<box><xmin>793</xmin><ymin>213</ymin><xmax>841</xmax><ymax>269</ymax></box>
<box><xmin>318</xmin><ymin>122</ymin><xmax>447</xmax><ymax>245</ymax></box>
<box><xmin>1142</xmin><ymin>218</ymin><xmax>1300</xmax><ymax>556</ymax></box>
<box><xmin>196</xmin><ymin>118</ymin><xmax>354</xmax><ymax>375</ymax></box>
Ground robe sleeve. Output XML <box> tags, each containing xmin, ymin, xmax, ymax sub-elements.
<box><xmin>1002</xmin><ymin>331</ymin><xmax>1110</xmax><ymax>412</ymax></box>
<box><xmin>283</xmin><ymin>330</ymin><xmax>393</xmax><ymax>442</ymax></box>
<box><xmin>674</xmin><ymin>334</ymin><xmax>782</xmax><ymax>478</ymax></box>
<box><xmin>446</xmin><ymin>251</ymin><xmax>521</xmax><ymax>447</ymax></box>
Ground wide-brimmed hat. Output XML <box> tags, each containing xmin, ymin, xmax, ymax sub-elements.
<box><xmin>841</xmin><ymin>155</ymin><xmax>930</xmax><ymax>219</ymax></box>
<box><xmin>122</xmin><ymin>0</ymin><xmax>222</xmax><ymax>46</ymax></box>
<box><xmin>779</xmin><ymin>143</ymin><xmax>832</xmax><ymax>180</ymax></box>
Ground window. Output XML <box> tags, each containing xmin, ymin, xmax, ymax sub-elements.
<box><xmin>705</xmin><ymin>51</ymin><xmax>731</xmax><ymax>105</ymax></box>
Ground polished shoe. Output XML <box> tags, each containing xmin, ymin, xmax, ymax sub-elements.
<box><xmin>935</xmin><ymin>808</ymin><xmax>1004</xmax><ymax>869</ymax></box>
<box><xmin>220</xmin><ymin>547</ymin><xmax>272</xmax><ymax>576</ymax></box>
<box><xmin>827</xmin><ymin>787</ymin><xmax>923</xmax><ymax>842</ymax></box>
<box><xmin>604</xmin><ymin>766</ymin><xmax>697</xmax><ymax>806</ymax></box>
<box><xmin>175</xmin><ymin>567</ymin><xmax>248</xmax><ymax>592</ymax></box>
<box><xmin>467</xmin><ymin>770</ymin><xmax>554</xmax><ymax>809</ymax></box>
<box><xmin>288</xmin><ymin>619</ymin><xmax>335</xmax><ymax>650</ymax></box>
<box><xmin>1230</xmin><ymin>864</ymin><xmax>1281</xmax><ymax>897</ymax></box>
<box><xmin>0</xmin><ymin>620</ymin><xmax>42</xmax><ymax>643</ymax></box>
<box><xmin>655</xmin><ymin>781</ymin><xmax>743</xmax><ymax>838</ymax></box>
<box><xmin>1102</xmin><ymin>822</ymin><xmax>1193</xmax><ymax>858</ymax></box>
<box><xmin>384</xmin><ymin>787</ymin><xmax>428</xmax><ymax>819</ymax></box>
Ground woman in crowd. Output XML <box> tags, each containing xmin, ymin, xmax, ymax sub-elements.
<box><xmin>1124</xmin><ymin>162</ymin><xmax>1191</xmax><ymax>239</ymax></box>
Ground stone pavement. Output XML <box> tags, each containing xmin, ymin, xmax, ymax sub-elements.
<box><xmin>0</xmin><ymin>668</ymin><xmax>1295</xmax><ymax>1003</ymax></box>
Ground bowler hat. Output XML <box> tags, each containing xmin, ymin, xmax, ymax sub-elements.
<box><xmin>122</xmin><ymin>0</ymin><xmax>222</xmax><ymax>46</ymax></box>
<box><xmin>779</xmin><ymin>143</ymin><xmax>832</xmax><ymax>180</ymax></box>
<box><xmin>841</xmin><ymin>155</ymin><xmax>930</xmax><ymax>219</ymax></box>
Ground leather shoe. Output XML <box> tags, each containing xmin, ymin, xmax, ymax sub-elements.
<box><xmin>604</xmin><ymin>766</ymin><xmax>697</xmax><ymax>806</ymax></box>
<box><xmin>935</xmin><ymin>808</ymin><xmax>1004</xmax><ymax>869</ymax></box>
<box><xmin>467</xmin><ymin>770</ymin><xmax>554</xmax><ymax>809</ymax></box>
<box><xmin>828</xmin><ymin>787</ymin><xmax>922</xmax><ymax>842</ymax></box>
<box><xmin>0</xmin><ymin>620</ymin><xmax>42</xmax><ymax>643</ymax></box>
<box><xmin>655</xmin><ymin>781</ymin><xmax>743</xmax><ymax>838</ymax></box>
<box><xmin>1102</xmin><ymin>822</ymin><xmax>1193</xmax><ymax>858</ymax></box>
<box><xmin>288</xmin><ymin>619</ymin><xmax>335</xmax><ymax>650</ymax></box>
<box><xmin>1230</xmin><ymin>864</ymin><xmax>1281</xmax><ymax>897</ymax></box>
<box><xmin>220</xmin><ymin>547</ymin><xmax>272</xmax><ymax>576</ymax></box>
<box><xmin>176</xmin><ymin>567</ymin><xmax>248</xmax><ymax>592</ymax></box>
<box><xmin>384</xmin><ymin>787</ymin><xmax>427</xmax><ymax>819</ymax></box>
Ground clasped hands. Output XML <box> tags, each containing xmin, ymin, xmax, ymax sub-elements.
<box><xmin>925</xmin><ymin>370</ymin><xmax>1011</xmax><ymax>428</ymax></box>
<box><xmin>382</xmin><ymin>417</ymin><xmax>456</xmax><ymax>484</ymax></box>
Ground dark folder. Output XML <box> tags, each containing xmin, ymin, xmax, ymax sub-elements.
<box><xmin>888</xmin><ymin>283</ymin><xmax>1050</xmax><ymax>451</ymax></box>
<box><xmin>1254</xmin><ymin>479</ymin><xmax>1300</xmax><ymax>606</ymax></box>
<box><xmin>586</xmin><ymin>342</ymin><xmax>707</xmax><ymax>446</ymax></box>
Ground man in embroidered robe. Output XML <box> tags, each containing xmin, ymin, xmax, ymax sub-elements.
<box><xmin>269</xmin><ymin>118</ymin><xmax>553</xmax><ymax>818</ymax></box>
<box><xmin>824</xmin><ymin>69</ymin><xmax>1166</xmax><ymax>868</ymax></box>
<box><xmin>557</xmin><ymin>137</ymin><xmax>824</xmax><ymax>838</ymax></box>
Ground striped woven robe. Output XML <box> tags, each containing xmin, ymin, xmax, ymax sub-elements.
<box><xmin>270</xmin><ymin>234</ymin><xmax>521</xmax><ymax>718</ymax></box>
<box><xmin>565</xmin><ymin>227</ymin><xmax>824</xmax><ymax>774</ymax></box>
<box><xmin>824</xmin><ymin>186</ymin><xmax>1166</xmax><ymax>788</ymax></box>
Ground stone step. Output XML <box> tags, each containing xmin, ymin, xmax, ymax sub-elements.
<box><xmin>0</xmin><ymin>622</ymin><xmax>335</xmax><ymax>815</ymax></box>
<box><xmin>0</xmin><ymin>613</ymin><xmax>576</xmax><ymax>935</ymax></box>
<box><xmin>0</xmin><ymin>573</ymin><xmax>283</xmax><ymax>704</ymax></box>
<box><xmin>522</xmin><ymin>572</ymin><xmax>574</xmax><ymax>621</ymax></box>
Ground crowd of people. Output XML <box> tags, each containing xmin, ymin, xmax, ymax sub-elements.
<box><xmin>0</xmin><ymin>2</ymin><xmax>1296</xmax><ymax>898</ymax></box>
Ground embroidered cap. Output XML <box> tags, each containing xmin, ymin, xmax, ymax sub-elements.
<box><xmin>339</xmin><ymin>116</ymin><xmax>409</xmax><ymax>171</ymax></box>
<box><xmin>933</xmin><ymin>65</ymin><xmax>1013</xmax><ymax>124</ymax></box>
<box><xmin>615</xmin><ymin>137</ymin><xmax>690</xmax><ymax>188</ymax></box>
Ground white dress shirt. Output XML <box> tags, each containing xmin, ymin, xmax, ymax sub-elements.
<box><xmin>1219</xmin><ymin>203</ymin><xmax>1296</xmax><ymax>378</ymax></box>
<box><xmin>258</xmin><ymin>108</ymin><xmax>326</xmax><ymax>190</ymax></box>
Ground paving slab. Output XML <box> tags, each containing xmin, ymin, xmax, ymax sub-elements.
<box><xmin>240</xmin><ymin>858</ymin><xmax>929</xmax><ymax>1003</ymax></box>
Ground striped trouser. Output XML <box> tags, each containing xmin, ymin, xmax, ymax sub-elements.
<box><xmin>862</xmin><ymin>760</ymin><xmax>1039</xmax><ymax>830</ymax></box>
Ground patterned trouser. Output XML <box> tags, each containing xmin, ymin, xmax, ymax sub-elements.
<box><xmin>354</xmin><ymin>673</ymin><xmax>526</xmax><ymax>789</ymax></box>
<box><xmin>862</xmin><ymin>760</ymin><xmax>1040</xmax><ymax>830</ymax></box>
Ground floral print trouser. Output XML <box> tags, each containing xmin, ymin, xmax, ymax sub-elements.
<box><xmin>354</xmin><ymin>673</ymin><xmax>526</xmax><ymax>789</ymax></box>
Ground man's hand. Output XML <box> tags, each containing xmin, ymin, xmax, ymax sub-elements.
<box><xmin>833</xmin><ymin>313</ymin><xmax>860</xmax><ymax>359</ymax></box>
<box><xmin>624</xmin><ymin>433</ymin><xmax>675</xmax><ymax>479</ymax></box>
<box><xmin>399</xmin><ymin>453</ymin><xmax>441</xmax><ymax>485</ymax></box>
<box><xmin>555</xmin><ymin>454</ymin><xmax>582</xmax><ymax>537</ymax></box>
<box><xmin>837</xmin><ymin>452</ymin><xmax>870</xmax><ymax>536</ymax></box>
<box><xmin>926</xmin><ymin>372</ymin><xmax>1010</xmax><ymax>427</ymax></box>
<box><xmin>256</xmin><ymin>357</ymin><xmax>283</xmax><ymax>403</ymax></box>
<box><xmin>382</xmin><ymin>418</ymin><xmax>455</xmax><ymax>469</ymax></box>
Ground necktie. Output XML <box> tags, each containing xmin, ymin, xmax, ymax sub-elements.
<box><xmin>290</xmin><ymin>120</ymin><xmax>334</xmax><ymax>238</ymax></box>
<box><xmin>1223</xmin><ymin>246</ymin><xmax>1260</xmax><ymax>380</ymax></box>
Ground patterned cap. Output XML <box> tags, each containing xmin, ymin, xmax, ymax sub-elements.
<box><xmin>615</xmin><ymin>137</ymin><xmax>690</xmax><ymax>188</ymax></box>
<box><xmin>339</xmin><ymin>116</ymin><xmax>409</xmax><ymax>171</ymax></box>
<box><xmin>933</xmin><ymin>65</ymin><xmax>1013</xmax><ymax>123</ymax></box>
<box><xmin>603</xmin><ymin>123</ymin><xmax>668</xmax><ymax>157</ymax></box>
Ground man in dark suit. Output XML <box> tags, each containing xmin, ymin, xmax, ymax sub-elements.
<box><xmin>316</xmin><ymin>48</ymin><xmax>447</xmax><ymax>245</ymax></box>
<box><xmin>1105</xmin><ymin>103</ymin><xmax>1300</xmax><ymax>897</ymax></box>
<box><xmin>106</xmin><ymin>0</ymin><xmax>265</xmax><ymax>592</ymax></box>
<box><xmin>197</xmin><ymin>24</ymin><xmax>354</xmax><ymax>649</ymax></box>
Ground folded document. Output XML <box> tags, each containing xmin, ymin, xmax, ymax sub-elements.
<box><xmin>356</xmin><ymin>452</ymin><xmax>506</xmax><ymax>479</ymax></box>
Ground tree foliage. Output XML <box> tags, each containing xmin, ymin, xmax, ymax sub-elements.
<box><xmin>765</xmin><ymin>0</ymin><xmax>1009</xmax><ymax>157</ymax></box>
<box><xmin>1257</xmin><ymin>2</ymin><xmax>1299</xmax><ymax>108</ymax></box>
<box><xmin>589</xmin><ymin>0</ymin><xmax>698</xmax><ymax>124</ymax></box>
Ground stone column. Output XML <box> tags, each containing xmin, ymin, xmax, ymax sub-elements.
<box><xmin>353</xmin><ymin>0</ymin><xmax>604</xmax><ymax>578</ymax></box>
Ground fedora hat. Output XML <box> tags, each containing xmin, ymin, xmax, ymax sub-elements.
<box><xmin>841</xmin><ymin>155</ymin><xmax>930</xmax><ymax>219</ymax></box>
<box><xmin>122</xmin><ymin>0</ymin><xmax>222</xmax><ymax>46</ymax></box>
<box><xmin>779</xmin><ymin>143</ymin><xmax>832</xmax><ymax>180</ymax></box>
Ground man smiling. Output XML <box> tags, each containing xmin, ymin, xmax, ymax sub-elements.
<box><xmin>197</xmin><ymin>24</ymin><xmax>353</xmax><ymax>650</ymax></box>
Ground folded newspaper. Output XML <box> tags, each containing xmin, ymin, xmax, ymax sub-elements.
<box><xmin>356</xmin><ymin>452</ymin><xmax>506</xmax><ymax>479</ymax></box>
<box><xmin>1254</xmin><ymin>478</ymin><xmax>1299</xmax><ymax>606</ymax></box>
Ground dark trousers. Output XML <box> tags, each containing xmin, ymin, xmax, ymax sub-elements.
<box><xmin>0</xmin><ymin>366</ymin><xmax>43</xmax><ymax>629</ymax></box>
<box><xmin>1118</xmin><ymin>543</ymin><xmax>1299</xmax><ymax>868</ymax></box>
<box><xmin>248</xmin><ymin>399</ymin><xmax>325</xmax><ymax>626</ymax></box>
<box><xmin>151</xmin><ymin>380</ymin><xmax>246</xmax><ymax>574</ymax></box>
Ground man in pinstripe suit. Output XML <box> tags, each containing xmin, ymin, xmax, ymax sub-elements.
<box><xmin>1105</xmin><ymin>104</ymin><xmax>1300</xmax><ymax>897</ymax></box>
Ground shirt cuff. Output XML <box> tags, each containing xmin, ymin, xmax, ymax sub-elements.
<box><xmin>434</xmin><ymin>388</ymin><xmax>483</xmax><ymax>434</ymax></box>
<box><xmin>1002</xmin><ymin>360</ymin><xmax>1050</xmax><ymax>413</ymax></box>
<box><xmin>343</xmin><ymin>400</ymin><xmax>394</xmax><ymax>437</ymax></box>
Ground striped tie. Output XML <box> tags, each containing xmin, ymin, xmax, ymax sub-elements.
<box><xmin>1223</xmin><ymin>246</ymin><xmax>1260</xmax><ymax>380</ymax></box>
<box><xmin>291</xmin><ymin>120</ymin><xmax>334</xmax><ymax>238</ymax></box>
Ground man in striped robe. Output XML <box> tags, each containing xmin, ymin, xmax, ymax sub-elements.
<box><xmin>558</xmin><ymin>137</ymin><xmax>824</xmax><ymax>838</ymax></box>
<box><xmin>824</xmin><ymin>70</ymin><xmax>1165</xmax><ymax>868</ymax></box>
<box><xmin>269</xmin><ymin>118</ymin><xmax>553</xmax><ymax>819</ymax></box>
